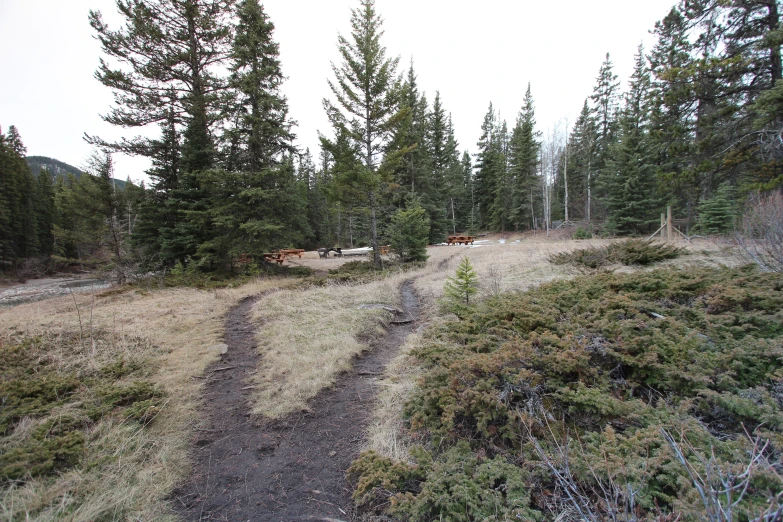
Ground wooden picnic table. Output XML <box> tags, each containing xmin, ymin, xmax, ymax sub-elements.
<box><xmin>262</xmin><ymin>252</ymin><xmax>286</xmax><ymax>265</ymax></box>
<box><xmin>279</xmin><ymin>249</ymin><xmax>305</xmax><ymax>259</ymax></box>
<box><xmin>447</xmin><ymin>235</ymin><xmax>476</xmax><ymax>245</ymax></box>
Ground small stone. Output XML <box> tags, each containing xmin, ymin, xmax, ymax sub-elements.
<box><xmin>328</xmin><ymin>451</ymin><xmax>337</xmax><ymax>457</ymax></box>
<box><xmin>207</xmin><ymin>343</ymin><xmax>228</xmax><ymax>355</ymax></box>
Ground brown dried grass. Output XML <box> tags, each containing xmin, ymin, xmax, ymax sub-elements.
<box><xmin>0</xmin><ymin>277</ymin><xmax>283</xmax><ymax>521</ymax></box>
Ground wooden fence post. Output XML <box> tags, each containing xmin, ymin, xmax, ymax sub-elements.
<box><xmin>667</xmin><ymin>206</ymin><xmax>673</xmax><ymax>243</ymax></box>
<box><xmin>661</xmin><ymin>213</ymin><xmax>666</xmax><ymax>240</ymax></box>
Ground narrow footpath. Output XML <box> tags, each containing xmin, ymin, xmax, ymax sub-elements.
<box><xmin>173</xmin><ymin>281</ymin><xmax>420</xmax><ymax>522</ymax></box>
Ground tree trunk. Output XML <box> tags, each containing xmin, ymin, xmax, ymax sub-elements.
<box><xmin>587</xmin><ymin>159</ymin><xmax>592</xmax><ymax>223</ymax></box>
<box><xmin>369</xmin><ymin>190</ymin><xmax>380</xmax><ymax>268</ymax></box>
<box><xmin>451</xmin><ymin>197</ymin><xmax>457</xmax><ymax>234</ymax></box>
<box><xmin>564</xmin><ymin>141</ymin><xmax>569</xmax><ymax>223</ymax></box>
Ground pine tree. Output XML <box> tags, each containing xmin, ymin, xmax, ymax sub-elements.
<box><xmin>474</xmin><ymin>103</ymin><xmax>499</xmax><ymax>228</ymax></box>
<box><xmin>392</xmin><ymin>64</ymin><xmax>430</xmax><ymax>200</ymax></box>
<box><xmin>322</xmin><ymin>0</ymin><xmax>407</xmax><ymax>267</ymax></box>
<box><xmin>423</xmin><ymin>91</ymin><xmax>451</xmax><ymax>242</ymax></box>
<box><xmin>88</xmin><ymin>0</ymin><xmax>234</xmax><ymax>170</ymax></box>
<box><xmin>605</xmin><ymin>45</ymin><xmax>660</xmax><ymax>235</ymax></box>
<box><xmin>589</xmin><ymin>53</ymin><xmax>621</xmax><ymax>220</ymax></box>
<box><xmin>566</xmin><ymin>100</ymin><xmax>599</xmax><ymax>222</ymax></box>
<box><xmin>0</xmin><ymin>126</ymin><xmax>41</xmax><ymax>262</ymax></box>
<box><xmin>488</xmin><ymin>120</ymin><xmax>511</xmax><ymax>231</ymax></box>
<box><xmin>508</xmin><ymin>84</ymin><xmax>541</xmax><ymax>230</ymax></box>
<box><xmin>649</xmin><ymin>6</ymin><xmax>697</xmax><ymax>217</ymax></box>
<box><xmin>443</xmin><ymin>116</ymin><xmax>469</xmax><ymax>234</ymax></box>
<box><xmin>90</xmin><ymin>0</ymin><xmax>236</xmax><ymax>265</ymax></box>
<box><xmin>443</xmin><ymin>256</ymin><xmax>479</xmax><ymax>318</ymax></box>
<box><xmin>35</xmin><ymin>169</ymin><xmax>56</xmax><ymax>256</ymax></box>
<box><xmin>697</xmin><ymin>182</ymin><xmax>737</xmax><ymax>234</ymax></box>
<box><xmin>387</xmin><ymin>201</ymin><xmax>430</xmax><ymax>262</ymax></box>
<box><xmin>226</xmin><ymin>0</ymin><xmax>294</xmax><ymax>172</ymax></box>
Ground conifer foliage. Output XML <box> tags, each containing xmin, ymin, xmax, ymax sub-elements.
<box><xmin>443</xmin><ymin>256</ymin><xmax>479</xmax><ymax>317</ymax></box>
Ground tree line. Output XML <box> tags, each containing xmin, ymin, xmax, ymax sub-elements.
<box><xmin>2</xmin><ymin>0</ymin><xmax>781</xmax><ymax>273</ymax></box>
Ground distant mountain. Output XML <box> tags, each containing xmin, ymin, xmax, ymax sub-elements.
<box><xmin>26</xmin><ymin>156</ymin><xmax>126</xmax><ymax>189</ymax></box>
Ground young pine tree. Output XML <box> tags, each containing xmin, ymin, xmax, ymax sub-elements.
<box><xmin>443</xmin><ymin>256</ymin><xmax>479</xmax><ymax>318</ymax></box>
<box><xmin>387</xmin><ymin>201</ymin><xmax>430</xmax><ymax>263</ymax></box>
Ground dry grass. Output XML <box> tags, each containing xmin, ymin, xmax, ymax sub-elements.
<box><xmin>249</xmin><ymin>272</ymin><xmax>409</xmax><ymax>418</ymax></box>
<box><xmin>362</xmin><ymin>332</ymin><xmax>425</xmax><ymax>463</ymax></box>
<box><xmin>0</xmin><ymin>277</ymin><xmax>284</xmax><ymax>521</ymax></box>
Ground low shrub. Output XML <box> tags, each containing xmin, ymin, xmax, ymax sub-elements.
<box><xmin>573</xmin><ymin>226</ymin><xmax>593</xmax><ymax>240</ymax></box>
<box><xmin>0</xmin><ymin>333</ymin><xmax>166</xmax><ymax>484</ymax></box>
<box><xmin>351</xmin><ymin>266</ymin><xmax>783</xmax><ymax>520</ymax></box>
<box><xmin>550</xmin><ymin>238</ymin><xmax>684</xmax><ymax>269</ymax></box>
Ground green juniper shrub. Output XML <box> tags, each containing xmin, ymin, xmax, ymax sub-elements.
<box><xmin>573</xmin><ymin>226</ymin><xmax>593</xmax><ymax>239</ymax></box>
<box><xmin>0</xmin><ymin>332</ymin><xmax>167</xmax><ymax>484</ymax></box>
<box><xmin>550</xmin><ymin>239</ymin><xmax>684</xmax><ymax>269</ymax></box>
<box><xmin>350</xmin><ymin>443</ymin><xmax>541</xmax><ymax>521</ymax></box>
<box><xmin>351</xmin><ymin>266</ymin><xmax>783</xmax><ymax>520</ymax></box>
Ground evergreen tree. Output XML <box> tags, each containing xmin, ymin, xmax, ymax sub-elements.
<box><xmin>226</xmin><ymin>0</ymin><xmax>294</xmax><ymax>172</ymax></box>
<box><xmin>508</xmin><ymin>84</ymin><xmax>541</xmax><ymax>230</ymax></box>
<box><xmin>443</xmin><ymin>256</ymin><xmax>479</xmax><ymax>318</ymax></box>
<box><xmin>474</xmin><ymin>103</ymin><xmax>498</xmax><ymax>228</ymax></box>
<box><xmin>0</xmin><ymin>126</ymin><xmax>40</xmax><ymax>263</ymax></box>
<box><xmin>605</xmin><ymin>45</ymin><xmax>660</xmax><ymax>235</ymax></box>
<box><xmin>322</xmin><ymin>0</ymin><xmax>407</xmax><ymax>267</ymax></box>
<box><xmin>387</xmin><ymin>201</ymin><xmax>430</xmax><ymax>262</ymax></box>
<box><xmin>392</xmin><ymin>65</ymin><xmax>431</xmax><ymax>200</ymax></box>
<box><xmin>697</xmin><ymin>182</ymin><xmax>738</xmax><ymax>234</ymax></box>
<box><xmin>424</xmin><ymin>91</ymin><xmax>451</xmax><ymax>242</ymax></box>
<box><xmin>649</xmin><ymin>6</ymin><xmax>697</xmax><ymax>219</ymax></box>
<box><xmin>488</xmin><ymin>120</ymin><xmax>511</xmax><ymax>231</ymax></box>
<box><xmin>35</xmin><ymin>169</ymin><xmax>56</xmax><ymax>257</ymax></box>
<box><xmin>88</xmin><ymin>0</ymin><xmax>234</xmax><ymax>169</ymax></box>
<box><xmin>443</xmin><ymin>116</ymin><xmax>469</xmax><ymax>234</ymax></box>
<box><xmin>589</xmin><ymin>53</ymin><xmax>621</xmax><ymax>220</ymax></box>
<box><xmin>566</xmin><ymin>100</ymin><xmax>599</xmax><ymax>222</ymax></box>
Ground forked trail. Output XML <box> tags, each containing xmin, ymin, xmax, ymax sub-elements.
<box><xmin>174</xmin><ymin>281</ymin><xmax>420</xmax><ymax>521</ymax></box>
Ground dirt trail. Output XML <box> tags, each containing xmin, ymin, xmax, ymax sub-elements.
<box><xmin>174</xmin><ymin>281</ymin><xmax>420</xmax><ymax>522</ymax></box>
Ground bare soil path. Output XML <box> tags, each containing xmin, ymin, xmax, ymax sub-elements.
<box><xmin>174</xmin><ymin>281</ymin><xmax>420</xmax><ymax>522</ymax></box>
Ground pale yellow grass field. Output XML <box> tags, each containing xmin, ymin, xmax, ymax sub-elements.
<box><xmin>249</xmin><ymin>272</ymin><xmax>410</xmax><ymax>418</ymax></box>
<box><xmin>0</xmin><ymin>278</ymin><xmax>283</xmax><ymax>521</ymax></box>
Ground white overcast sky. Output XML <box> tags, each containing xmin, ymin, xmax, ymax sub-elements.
<box><xmin>0</xmin><ymin>0</ymin><xmax>676</xmax><ymax>183</ymax></box>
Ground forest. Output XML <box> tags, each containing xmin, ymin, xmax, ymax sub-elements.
<box><xmin>1</xmin><ymin>0</ymin><xmax>781</xmax><ymax>275</ymax></box>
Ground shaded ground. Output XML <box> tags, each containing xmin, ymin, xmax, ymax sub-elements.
<box><xmin>174</xmin><ymin>281</ymin><xmax>420</xmax><ymax>522</ymax></box>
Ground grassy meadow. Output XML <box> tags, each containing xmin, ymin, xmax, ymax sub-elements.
<box><xmin>0</xmin><ymin>235</ymin><xmax>762</xmax><ymax>521</ymax></box>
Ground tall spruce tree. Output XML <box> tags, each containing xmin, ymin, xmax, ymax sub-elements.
<box><xmin>90</xmin><ymin>0</ymin><xmax>235</xmax><ymax>264</ymax></box>
<box><xmin>226</xmin><ymin>0</ymin><xmax>294</xmax><ymax>172</ymax></box>
<box><xmin>508</xmin><ymin>84</ymin><xmax>541</xmax><ymax>230</ymax></box>
<box><xmin>649</xmin><ymin>6</ymin><xmax>697</xmax><ymax>219</ymax></box>
<box><xmin>589</xmin><ymin>53</ymin><xmax>621</xmax><ymax>220</ymax></box>
<box><xmin>0</xmin><ymin>126</ymin><xmax>40</xmax><ymax>262</ymax></box>
<box><xmin>566</xmin><ymin>100</ymin><xmax>599</xmax><ymax>222</ymax></box>
<box><xmin>474</xmin><ymin>103</ymin><xmax>499</xmax><ymax>228</ymax></box>
<box><xmin>605</xmin><ymin>45</ymin><xmax>660</xmax><ymax>235</ymax></box>
<box><xmin>322</xmin><ymin>0</ymin><xmax>406</xmax><ymax>267</ymax></box>
<box><xmin>488</xmin><ymin>120</ymin><xmax>511</xmax><ymax>231</ymax></box>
